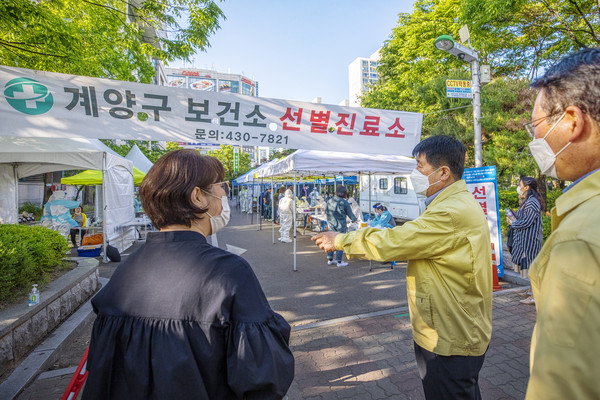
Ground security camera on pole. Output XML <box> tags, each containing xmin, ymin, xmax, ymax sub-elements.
<box><xmin>434</xmin><ymin>26</ymin><xmax>490</xmax><ymax>167</ymax></box>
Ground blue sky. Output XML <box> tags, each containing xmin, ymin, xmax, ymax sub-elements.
<box><xmin>168</xmin><ymin>0</ymin><xmax>416</xmax><ymax>105</ymax></box>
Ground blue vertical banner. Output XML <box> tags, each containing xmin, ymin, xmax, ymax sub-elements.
<box><xmin>463</xmin><ymin>166</ymin><xmax>504</xmax><ymax>277</ymax></box>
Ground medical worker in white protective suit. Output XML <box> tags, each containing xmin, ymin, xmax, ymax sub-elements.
<box><xmin>245</xmin><ymin>186</ymin><xmax>254</xmax><ymax>213</ymax></box>
<box><xmin>41</xmin><ymin>191</ymin><xmax>80</xmax><ymax>238</ymax></box>
<box><xmin>348</xmin><ymin>197</ymin><xmax>363</xmax><ymax>224</ymax></box>
<box><xmin>309</xmin><ymin>188</ymin><xmax>319</xmax><ymax>207</ymax></box>
<box><xmin>278</xmin><ymin>189</ymin><xmax>295</xmax><ymax>243</ymax></box>
<box><xmin>240</xmin><ymin>187</ymin><xmax>247</xmax><ymax>212</ymax></box>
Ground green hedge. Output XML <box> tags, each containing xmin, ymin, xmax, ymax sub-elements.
<box><xmin>0</xmin><ymin>224</ymin><xmax>70</xmax><ymax>302</ymax></box>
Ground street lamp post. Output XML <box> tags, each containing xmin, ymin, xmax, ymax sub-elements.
<box><xmin>434</xmin><ymin>35</ymin><xmax>483</xmax><ymax>167</ymax></box>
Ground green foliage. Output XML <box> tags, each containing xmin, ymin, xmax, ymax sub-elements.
<box><xmin>498</xmin><ymin>189</ymin><xmax>519</xmax><ymax>210</ymax></box>
<box><xmin>362</xmin><ymin>0</ymin><xmax>599</xmax><ymax>183</ymax></box>
<box><xmin>0</xmin><ymin>0</ymin><xmax>225</xmax><ymax>83</ymax></box>
<box><xmin>0</xmin><ymin>225</ymin><xmax>70</xmax><ymax>302</ymax></box>
<box><xmin>542</xmin><ymin>215</ymin><xmax>552</xmax><ymax>241</ymax></box>
<box><xmin>18</xmin><ymin>203</ymin><xmax>43</xmax><ymax>220</ymax></box>
<box><xmin>545</xmin><ymin>190</ymin><xmax>562</xmax><ymax>210</ymax></box>
<box><xmin>99</xmin><ymin>140</ymin><xmax>182</xmax><ymax>164</ymax></box>
<box><xmin>207</xmin><ymin>145</ymin><xmax>252</xmax><ymax>182</ymax></box>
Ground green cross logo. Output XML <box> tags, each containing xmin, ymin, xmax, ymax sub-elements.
<box><xmin>4</xmin><ymin>77</ymin><xmax>53</xmax><ymax>115</ymax></box>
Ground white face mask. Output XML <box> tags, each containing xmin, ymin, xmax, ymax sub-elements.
<box><xmin>205</xmin><ymin>194</ymin><xmax>231</xmax><ymax>234</ymax></box>
<box><xmin>410</xmin><ymin>167</ymin><xmax>442</xmax><ymax>196</ymax></box>
<box><xmin>528</xmin><ymin>112</ymin><xmax>570</xmax><ymax>179</ymax></box>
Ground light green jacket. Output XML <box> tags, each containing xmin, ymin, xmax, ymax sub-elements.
<box><xmin>526</xmin><ymin>170</ymin><xmax>600</xmax><ymax>400</ymax></box>
<box><xmin>335</xmin><ymin>180</ymin><xmax>492</xmax><ymax>356</ymax></box>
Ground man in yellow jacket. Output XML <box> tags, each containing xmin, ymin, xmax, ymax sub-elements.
<box><xmin>524</xmin><ymin>48</ymin><xmax>600</xmax><ymax>399</ymax></box>
<box><xmin>313</xmin><ymin>135</ymin><xmax>492</xmax><ymax>399</ymax></box>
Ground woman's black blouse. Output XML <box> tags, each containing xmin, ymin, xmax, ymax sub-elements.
<box><xmin>82</xmin><ymin>231</ymin><xmax>294</xmax><ymax>400</ymax></box>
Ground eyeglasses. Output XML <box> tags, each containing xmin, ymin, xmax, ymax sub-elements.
<box><xmin>213</xmin><ymin>181</ymin><xmax>230</xmax><ymax>196</ymax></box>
<box><xmin>523</xmin><ymin>111</ymin><xmax>563</xmax><ymax>138</ymax></box>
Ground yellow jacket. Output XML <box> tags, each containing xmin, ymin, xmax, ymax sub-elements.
<box><xmin>526</xmin><ymin>170</ymin><xmax>600</xmax><ymax>400</ymax></box>
<box><xmin>335</xmin><ymin>180</ymin><xmax>492</xmax><ymax>356</ymax></box>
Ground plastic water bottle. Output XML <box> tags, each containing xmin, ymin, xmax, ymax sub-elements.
<box><xmin>28</xmin><ymin>284</ymin><xmax>40</xmax><ymax>306</ymax></box>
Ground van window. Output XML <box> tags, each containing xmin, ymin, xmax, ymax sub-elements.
<box><xmin>394</xmin><ymin>177</ymin><xmax>408</xmax><ymax>194</ymax></box>
<box><xmin>379</xmin><ymin>178</ymin><xmax>388</xmax><ymax>190</ymax></box>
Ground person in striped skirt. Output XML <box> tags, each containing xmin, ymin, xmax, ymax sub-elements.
<box><xmin>507</xmin><ymin>176</ymin><xmax>543</xmax><ymax>304</ymax></box>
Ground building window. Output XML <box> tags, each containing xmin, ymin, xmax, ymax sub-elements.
<box><xmin>394</xmin><ymin>177</ymin><xmax>408</xmax><ymax>194</ymax></box>
<box><xmin>379</xmin><ymin>178</ymin><xmax>388</xmax><ymax>190</ymax></box>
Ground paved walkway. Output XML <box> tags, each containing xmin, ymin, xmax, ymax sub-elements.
<box><xmin>10</xmin><ymin>203</ymin><xmax>535</xmax><ymax>399</ymax></box>
<box><xmin>287</xmin><ymin>291</ymin><xmax>535</xmax><ymax>400</ymax></box>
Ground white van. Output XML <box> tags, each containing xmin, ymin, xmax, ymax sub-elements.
<box><xmin>358</xmin><ymin>173</ymin><xmax>425</xmax><ymax>222</ymax></box>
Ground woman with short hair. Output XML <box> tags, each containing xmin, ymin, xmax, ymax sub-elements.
<box><xmin>83</xmin><ymin>149</ymin><xmax>294</xmax><ymax>400</ymax></box>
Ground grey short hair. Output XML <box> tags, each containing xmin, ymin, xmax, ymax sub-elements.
<box><xmin>531</xmin><ymin>47</ymin><xmax>600</xmax><ymax>124</ymax></box>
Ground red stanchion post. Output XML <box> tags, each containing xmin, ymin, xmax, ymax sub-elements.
<box><xmin>61</xmin><ymin>346</ymin><xmax>89</xmax><ymax>400</ymax></box>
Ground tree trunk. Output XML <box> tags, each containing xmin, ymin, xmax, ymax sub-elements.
<box><xmin>43</xmin><ymin>173</ymin><xmax>53</xmax><ymax>203</ymax></box>
<box><xmin>84</xmin><ymin>186</ymin><xmax>94</xmax><ymax>206</ymax></box>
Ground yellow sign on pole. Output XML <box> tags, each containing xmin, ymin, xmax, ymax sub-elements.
<box><xmin>446</xmin><ymin>80</ymin><xmax>472</xmax><ymax>98</ymax></box>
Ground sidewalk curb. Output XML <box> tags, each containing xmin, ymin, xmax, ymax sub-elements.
<box><xmin>0</xmin><ymin>277</ymin><xmax>107</xmax><ymax>400</ymax></box>
<box><xmin>501</xmin><ymin>270</ymin><xmax>531</xmax><ymax>286</ymax></box>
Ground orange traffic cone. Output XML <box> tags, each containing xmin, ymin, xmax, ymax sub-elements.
<box><xmin>491</xmin><ymin>243</ymin><xmax>502</xmax><ymax>291</ymax></box>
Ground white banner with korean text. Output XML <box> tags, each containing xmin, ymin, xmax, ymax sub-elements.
<box><xmin>0</xmin><ymin>66</ymin><xmax>423</xmax><ymax>156</ymax></box>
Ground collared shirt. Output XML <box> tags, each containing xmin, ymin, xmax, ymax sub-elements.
<box><xmin>424</xmin><ymin>187</ymin><xmax>445</xmax><ymax>207</ymax></box>
<box><xmin>563</xmin><ymin>167</ymin><xmax>600</xmax><ymax>193</ymax></box>
<box><xmin>526</xmin><ymin>169</ymin><xmax>600</xmax><ymax>399</ymax></box>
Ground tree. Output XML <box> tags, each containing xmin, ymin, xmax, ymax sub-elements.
<box><xmin>0</xmin><ymin>0</ymin><xmax>225</xmax><ymax>83</ymax></box>
<box><xmin>99</xmin><ymin>139</ymin><xmax>182</xmax><ymax>162</ymax></box>
<box><xmin>361</xmin><ymin>0</ymin><xmax>599</xmax><ymax>184</ymax></box>
<box><xmin>207</xmin><ymin>145</ymin><xmax>252</xmax><ymax>182</ymax></box>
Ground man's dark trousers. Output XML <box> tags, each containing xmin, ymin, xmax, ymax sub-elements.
<box><xmin>414</xmin><ymin>341</ymin><xmax>486</xmax><ymax>400</ymax></box>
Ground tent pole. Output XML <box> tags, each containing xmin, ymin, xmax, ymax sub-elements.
<box><xmin>258</xmin><ymin>177</ymin><xmax>263</xmax><ymax>231</ymax></box>
<box><xmin>368</xmin><ymin>172</ymin><xmax>372</xmax><ymax>219</ymax></box>
<box><xmin>293</xmin><ymin>170</ymin><xmax>297</xmax><ymax>272</ymax></box>
<box><xmin>102</xmin><ymin>153</ymin><xmax>108</xmax><ymax>263</ymax></box>
<box><xmin>271</xmin><ymin>176</ymin><xmax>275</xmax><ymax>244</ymax></box>
<box><xmin>13</xmin><ymin>164</ymin><xmax>19</xmax><ymax>223</ymax></box>
<box><xmin>251</xmin><ymin>178</ymin><xmax>254</xmax><ymax>225</ymax></box>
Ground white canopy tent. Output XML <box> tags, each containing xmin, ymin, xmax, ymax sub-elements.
<box><xmin>254</xmin><ymin>149</ymin><xmax>417</xmax><ymax>271</ymax></box>
<box><xmin>124</xmin><ymin>144</ymin><xmax>154</xmax><ymax>174</ymax></box>
<box><xmin>256</xmin><ymin>149</ymin><xmax>416</xmax><ymax>178</ymax></box>
<box><xmin>0</xmin><ymin>137</ymin><xmax>135</xmax><ymax>260</ymax></box>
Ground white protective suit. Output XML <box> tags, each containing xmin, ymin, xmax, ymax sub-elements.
<box><xmin>278</xmin><ymin>189</ymin><xmax>294</xmax><ymax>243</ymax></box>
<box><xmin>309</xmin><ymin>189</ymin><xmax>319</xmax><ymax>207</ymax></box>
<box><xmin>240</xmin><ymin>188</ymin><xmax>247</xmax><ymax>212</ymax></box>
<box><xmin>244</xmin><ymin>187</ymin><xmax>254</xmax><ymax>213</ymax></box>
<box><xmin>348</xmin><ymin>198</ymin><xmax>363</xmax><ymax>223</ymax></box>
<box><xmin>40</xmin><ymin>191</ymin><xmax>80</xmax><ymax>238</ymax></box>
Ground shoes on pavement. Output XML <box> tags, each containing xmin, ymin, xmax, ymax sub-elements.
<box><xmin>337</xmin><ymin>261</ymin><xmax>348</xmax><ymax>267</ymax></box>
<box><xmin>327</xmin><ymin>260</ymin><xmax>337</xmax><ymax>265</ymax></box>
<box><xmin>518</xmin><ymin>291</ymin><xmax>533</xmax><ymax>298</ymax></box>
<box><xmin>280</xmin><ymin>237</ymin><xmax>293</xmax><ymax>243</ymax></box>
<box><xmin>519</xmin><ymin>296</ymin><xmax>535</xmax><ymax>305</ymax></box>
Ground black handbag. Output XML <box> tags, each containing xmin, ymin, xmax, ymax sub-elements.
<box><xmin>506</xmin><ymin>225</ymin><xmax>514</xmax><ymax>253</ymax></box>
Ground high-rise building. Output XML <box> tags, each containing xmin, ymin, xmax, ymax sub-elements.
<box><xmin>348</xmin><ymin>49</ymin><xmax>381</xmax><ymax>107</ymax></box>
<box><xmin>163</xmin><ymin>67</ymin><xmax>269</xmax><ymax>164</ymax></box>
<box><xmin>164</xmin><ymin>67</ymin><xmax>258</xmax><ymax>96</ymax></box>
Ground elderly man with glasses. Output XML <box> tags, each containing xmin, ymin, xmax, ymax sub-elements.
<box><xmin>523</xmin><ymin>47</ymin><xmax>600</xmax><ymax>400</ymax></box>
